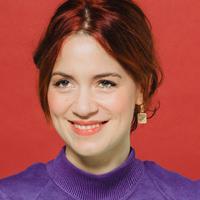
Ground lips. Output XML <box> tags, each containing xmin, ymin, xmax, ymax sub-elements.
<box><xmin>68</xmin><ymin>120</ymin><xmax>108</xmax><ymax>136</ymax></box>
<box><xmin>69</xmin><ymin>120</ymin><xmax>108</xmax><ymax>126</ymax></box>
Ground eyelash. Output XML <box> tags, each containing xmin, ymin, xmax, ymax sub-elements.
<box><xmin>53</xmin><ymin>80</ymin><xmax>70</xmax><ymax>88</ymax></box>
<box><xmin>98</xmin><ymin>80</ymin><xmax>117</xmax><ymax>88</ymax></box>
<box><xmin>53</xmin><ymin>79</ymin><xmax>117</xmax><ymax>89</ymax></box>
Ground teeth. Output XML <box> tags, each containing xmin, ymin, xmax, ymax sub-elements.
<box><xmin>74</xmin><ymin>124</ymin><xmax>100</xmax><ymax>130</ymax></box>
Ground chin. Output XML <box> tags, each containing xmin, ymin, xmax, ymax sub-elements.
<box><xmin>70</xmin><ymin>143</ymin><xmax>106</xmax><ymax>158</ymax></box>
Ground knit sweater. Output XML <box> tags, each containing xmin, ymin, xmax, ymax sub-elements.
<box><xmin>0</xmin><ymin>145</ymin><xmax>199</xmax><ymax>200</ymax></box>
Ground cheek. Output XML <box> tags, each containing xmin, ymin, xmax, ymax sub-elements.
<box><xmin>96</xmin><ymin>89</ymin><xmax>136</xmax><ymax>114</ymax></box>
<box><xmin>47</xmin><ymin>90</ymin><xmax>69</xmax><ymax>115</ymax></box>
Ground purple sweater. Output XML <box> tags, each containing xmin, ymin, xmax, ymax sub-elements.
<box><xmin>0</xmin><ymin>145</ymin><xmax>199</xmax><ymax>200</ymax></box>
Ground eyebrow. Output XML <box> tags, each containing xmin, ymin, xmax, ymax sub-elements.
<box><xmin>51</xmin><ymin>72</ymin><xmax>122</xmax><ymax>80</ymax></box>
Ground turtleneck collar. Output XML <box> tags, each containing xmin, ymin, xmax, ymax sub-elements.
<box><xmin>47</xmin><ymin>145</ymin><xmax>144</xmax><ymax>200</ymax></box>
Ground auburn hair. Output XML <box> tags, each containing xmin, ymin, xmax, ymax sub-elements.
<box><xmin>33</xmin><ymin>0</ymin><xmax>164</xmax><ymax>132</ymax></box>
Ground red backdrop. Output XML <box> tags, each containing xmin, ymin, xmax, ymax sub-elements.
<box><xmin>0</xmin><ymin>0</ymin><xmax>200</xmax><ymax>179</ymax></box>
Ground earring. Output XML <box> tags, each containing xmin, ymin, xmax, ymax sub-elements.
<box><xmin>137</xmin><ymin>104</ymin><xmax>147</xmax><ymax>124</ymax></box>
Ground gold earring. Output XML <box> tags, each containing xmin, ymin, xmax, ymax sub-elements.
<box><xmin>137</xmin><ymin>104</ymin><xmax>147</xmax><ymax>124</ymax></box>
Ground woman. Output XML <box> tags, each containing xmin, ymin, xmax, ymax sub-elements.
<box><xmin>0</xmin><ymin>0</ymin><xmax>199</xmax><ymax>199</ymax></box>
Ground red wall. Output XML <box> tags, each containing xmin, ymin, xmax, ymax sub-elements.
<box><xmin>0</xmin><ymin>0</ymin><xmax>200</xmax><ymax>179</ymax></box>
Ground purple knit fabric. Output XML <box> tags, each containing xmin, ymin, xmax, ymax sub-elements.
<box><xmin>0</xmin><ymin>145</ymin><xmax>199</xmax><ymax>200</ymax></box>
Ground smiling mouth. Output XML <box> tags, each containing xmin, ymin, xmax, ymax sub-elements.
<box><xmin>69</xmin><ymin>120</ymin><xmax>108</xmax><ymax>125</ymax></box>
<box><xmin>68</xmin><ymin>120</ymin><xmax>108</xmax><ymax>136</ymax></box>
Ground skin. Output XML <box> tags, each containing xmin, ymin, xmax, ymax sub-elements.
<box><xmin>47</xmin><ymin>32</ymin><xmax>143</xmax><ymax>175</ymax></box>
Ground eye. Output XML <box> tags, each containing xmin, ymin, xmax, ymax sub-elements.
<box><xmin>53</xmin><ymin>79</ymin><xmax>71</xmax><ymax>88</ymax></box>
<box><xmin>98</xmin><ymin>80</ymin><xmax>117</xmax><ymax>88</ymax></box>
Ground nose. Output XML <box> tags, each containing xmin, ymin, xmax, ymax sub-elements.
<box><xmin>71</xmin><ymin>87</ymin><xmax>98</xmax><ymax>118</ymax></box>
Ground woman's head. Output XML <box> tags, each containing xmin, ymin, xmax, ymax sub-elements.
<box><xmin>46</xmin><ymin>32</ymin><xmax>143</xmax><ymax>157</ymax></box>
<box><xmin>33</xmin><ymin>0</ymin><xmax>163</xmax><ymax>133</ymax></box>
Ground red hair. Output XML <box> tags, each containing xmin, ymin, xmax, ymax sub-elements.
<box><xmin>33</xmin><ymin>0</ymin><xmax>164</xmax><ymax>132</ymax></box>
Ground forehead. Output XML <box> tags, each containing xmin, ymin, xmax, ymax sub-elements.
<box><xmin>53</xmin><ymin>33</ymin><xmax>126</xmax><ymax>75</ymax></box>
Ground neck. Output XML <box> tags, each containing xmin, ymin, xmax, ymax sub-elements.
<box><xmin>46</xmin><ymin>145</ymin><xmax>144</xmax><ymax>200</ymax></box>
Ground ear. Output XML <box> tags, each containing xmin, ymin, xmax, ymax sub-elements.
<box><xmin>135</xmin><ymin>86</ymin><xmax>143</xmax><ymax>105</ymax></box>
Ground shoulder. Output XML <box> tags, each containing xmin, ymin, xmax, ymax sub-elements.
<box><xmin>0</xmin><ymin>162</ymin><xmax>51</xmax><ymax>200</ymax></box>
<box><xmin>143</xmin><ymin>160</ymin><xmax>200</xmax><ymax>199</ymax></box>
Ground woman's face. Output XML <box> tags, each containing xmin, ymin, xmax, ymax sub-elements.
<box><xmin>48</xmin><ymin>33</ymin><xmax>143</xmax><ymax>158</ymax></box>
